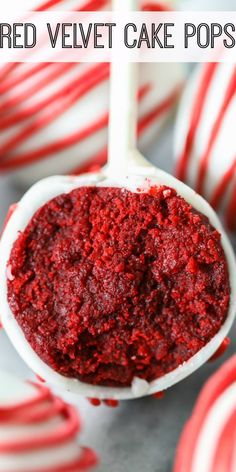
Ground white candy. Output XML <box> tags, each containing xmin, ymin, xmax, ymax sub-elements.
<box><xmin>0</xmin><ymin>371</ymin><xmax>97</xmax><ymax>472</ymax></box>
<box><xmin>0</xmin><ymin>0</ymin><xmax>184</xmax><ymax>187</ymax></box>
<box><xmin>174</xmin><ymin>62</ymin><xmax>236</xmax><ymax>234</ymax></box>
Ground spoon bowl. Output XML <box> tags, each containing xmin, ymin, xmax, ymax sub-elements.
<box><xmin>0</xmin><ymin>156</ymin><xmax>235</xmax><ymax>400</ymax></box>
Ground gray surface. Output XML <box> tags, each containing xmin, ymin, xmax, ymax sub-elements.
<box><xmin>0</xmin><ymin>1</ymin><xmax>235</xmax><ymax>471</ymax></box>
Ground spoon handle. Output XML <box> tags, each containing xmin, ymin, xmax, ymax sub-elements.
<box><xmin>107</xmin><ymin>0</ymin><xmax>139</xmax><ymax>178</ymax></box>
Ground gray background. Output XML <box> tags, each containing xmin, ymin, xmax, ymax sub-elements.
<box><xmin>0</xmin><ymin>1</ymin><xmax>235</xmax><ymax>471</ymax></box>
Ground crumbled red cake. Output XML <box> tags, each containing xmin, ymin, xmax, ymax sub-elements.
<box><xmin>7</xmin><ymin>186</ymin><xmax>230</xmax><ymax>387</ymax></box>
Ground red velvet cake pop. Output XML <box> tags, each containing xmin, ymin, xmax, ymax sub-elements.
<box><xmin>0</xmin><ymin>168</ymin><xmax>235</xmax><ymax>400</ymax></box>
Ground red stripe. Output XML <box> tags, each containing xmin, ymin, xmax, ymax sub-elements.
<box><xmin>35</xmin><ymin>0</ymin><xmax>64</xmax><ymax>10</ymax></box>
<box><xmin>36</xmin><ymin>0</ymin><xmax>109</xmax><ymax>12</ymax></box>
<box><xmin>211</xmin><ymin>409</ymin><xmax>236</xmax><ymax>472</ymax></box>
<box><xmin>70</xmin><ymin>148</ymin><xmax>107</xmax><ymax>175</ymax></box>
<box><xmin>0</xmin><ymin>380</ymin><xmax>97</xmax><ymax>470</ymax></box>
<box><xmin>0</xmin><ymin>63</ymin><xmax>76</xmax><ymax>117</ymax></box>
<box><xmin>0</xmin><ymin>0</ymin><xmax>108</xmax><ymax>78</ymax></box>
<box><xmin>142</xmin><ymin>2</ymin><xmax>171</xmax><ymax>11</ymax></box>
<box><xmin>210</xmin><ymin>158</ymin><xmax>236</xmax><ymax>209</ymax></box>
<box><xmin>0</xmin><ymin>115</ymin><xmax>108</xmax><ymax>171</ymax></box>
<box><xmin>0</xmin><ymin>63</ymin><xmax>109</xmax><ymax>157</ymax></box>
<box><xmin>0</xmin><ymin>383</ymin><xmax>51</xmax><ymax>416</ymax></box>
<box><xmin>0</xmin><ymin>0</ymin><xmax>167</xmax><ymax>98</ymax></box>
<box><xmin>0</xmin><ymin>403</ymin><xmax>79</xmax><ymax>453</ymax></box>
<box><xmin>0</xmin><ymin>63</ymin><xmax>52</xmax><ymax>95</ymax></box>
<box><xmin>1</xmin><ymin>12</ymin><xmax>108</xmax><ymax>113</ymax></box>
<box><xmin>0</xmin><ymin>80</ymin><xmax>150</xmax><ymax>134</ymax></box>
<box><xmin>174</xmin><ymin>356</ymin><xmax>236</xmax><ymax>472</ymax></box>
<box><xmin>1</xmin><ymin>396</ymin><xmax>64</xmax><ymax>426</ymax></box>
<box><xmin>0</xmin><ymin>84</ymin><xmax>149</xmax><ymax>170</ymax></box>
<box><xmin>138</xmin><ymin>85</ymin><xmax>181</xmax><ymax>134</ymax></box>
<box><xmin>34</xmin><ymin>0</ymin><xmax>63</xmax><ymax>11</ymax></box>
<box><xmin>0</xmin><ymin>85</ymin><xmax>176</xmax><ymax>172</ymax></box>
<box><xmin>0</xmin><ymin>64</ymin><xmax>105</xmax><ymax>130</ymax></box>
<box><xmin>196</xmin><ymin>67</ymin><xmax>236</xmax><ymax>194</ymax></box>
<box><xmin>225</xmin><ymin>180</ymin><xmax>236</xmax><ymax>232</ymax></box>
<box><xmin>0</xmin><ymin>63</ymin><xmax>17</xmax><ymax>81</ymax></box>
<box><xmin>0</xmin><ymin>0</ymin><xmax>174</xmax><ymax>172</ymax></box>
<box><xmin>175</xmin><ymin>62</ymin><xmax>218</xmax><ymax>182</ymax></box>
<box><xmin>32</xmin><ymin>447</ymin><xmax>98</xmax><ymax>472</ymax></box>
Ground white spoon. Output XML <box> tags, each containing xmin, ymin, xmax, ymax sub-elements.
<box><xmin>0</xmin><ymin>0</ymin><xmax>235</xmax><ymax>401</ymax></box>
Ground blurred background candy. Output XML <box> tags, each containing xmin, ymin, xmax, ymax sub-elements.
<box><xmin>0</xmin><ymin>370</ymin><xmax>98</xmax><ymax>472</ymax></box>
<box><xmin>175</xmin><ymin>62</ymin><xmax>236</xmax><ymax>235</ymax></box>
<box><xmin>0</xmin><ymin>0</ymin><xmax>184</xmax><ymax>187</ymax></box>
<box><xmin>174</xmin><ymin>355</ymin><xmax>236</xmax><ymax>472</ymax></box>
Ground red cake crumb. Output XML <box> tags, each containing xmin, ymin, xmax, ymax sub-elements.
<box><xmin>7</xmin><ymin>186</ymin><xmax>230</xmax><ymax>387</ymax></box>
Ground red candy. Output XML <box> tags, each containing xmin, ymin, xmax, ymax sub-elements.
<box><xmin>7</xmin><ymin>186</ymin><xmax>230</xmax><ymax>387</ymax></box>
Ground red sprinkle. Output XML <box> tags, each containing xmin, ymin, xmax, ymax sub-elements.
<box><xmin>88</xmin><ymin>398</ymin><xmax>101</xmax><ymax>407</ymax></box>
<box><xmin>103</xmin><ymin>399</ymin><xmax>119</xmax><ymax>408</ymax></box>
<box><xmin>7</xmin><ymin>186</ymin><xmax>230</xmax><ymax>387</ymax></box>
<box><xmin>153</xmin><ymin>391</ymin><xmax>165</xmax><ymax>399</ymax></box>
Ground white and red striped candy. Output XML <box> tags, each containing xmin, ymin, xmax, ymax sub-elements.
<box><xmin>0</xmin><ymin>0</ymin><xmax>184</xmax><ymax>187</ymax></box>
<box><xmin>174</xmin><ymin>355</ymin><xmax>236</xmax><ymax>472</ymax></box>
<box><xmin>0</xmin><ymin>371</ymin><xmax>98</xmax><ymax>472</ymax></box>
<box><xmin>175</xmin><ymin>62</ymin><xmax>236</xmax><ymax>234</ymax></box>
